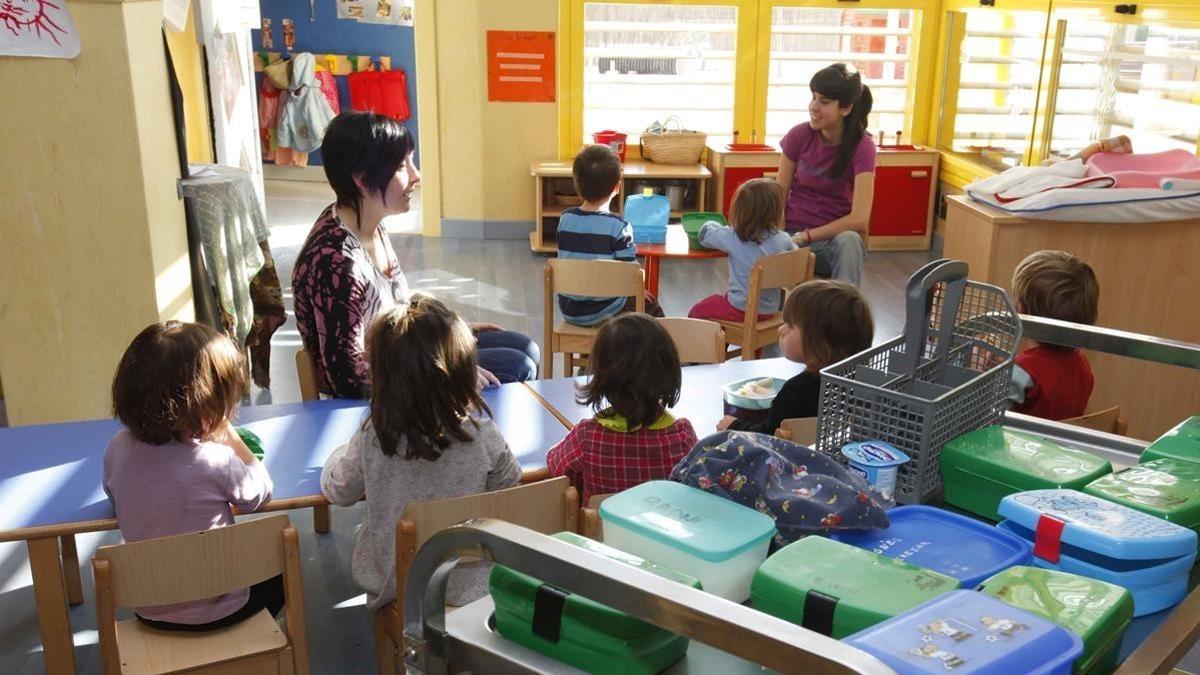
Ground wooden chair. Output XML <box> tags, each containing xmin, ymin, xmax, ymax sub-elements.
<box><xmin>91</xmin><ymin>514</ymin><xmax>309</xmax><ymax>675</ymax></box>
<box><xmin>774</xmin><ymin>417</ymin><xmax>818</xmax><ymax>446</ymax></box>
<box><xmin>1063</xmin><ymin>405</ymin><xmax>1128</xmax><ymax>436</ymax></box>
<box><xmin>656</xmin><ymin>317</ymin><xmax>727</xmax><ymax>365</ymax></box>
<box><xmin>373</xmin><ymin>477</ymin><xmax>579</xmax><ymax>674</ymax></box>
<box><xmin>295</xmin><ymin>349</ymin><xmax>320</xmax><ymax>402</ymax></box>
<box><xmin>715</xmin><ymin>249</ymin><xmax>815</xmax><ymax>361</ymax></box>
<box><xmin>543</xmin><ymin>258</ymin><xmax>645</xmax><ymax>378</ymax></box>
<box><xmin>578</xmin><ymin>493</ymin><xmax>614</xmax><ymax>541</ymax></box>
<box><xmin>294</xmin><ymin>349</ymin><xmax>333</xmax><ymax>534</ymax></box>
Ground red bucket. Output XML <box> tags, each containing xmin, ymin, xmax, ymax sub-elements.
<box><xmin>592</xmin><ymin>130</ymin><xmax>628</xmax><ymax>162</ymax></box>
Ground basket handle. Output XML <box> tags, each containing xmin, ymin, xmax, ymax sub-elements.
<box><xmin>898</xmin><ymin>258</ymin><xmax>970</xmax><ymax>376</ymax></box>
<box><xmin>663</xmin><ymin>115</ymin><xmax>683</xmax><ymax>133</ymax></box>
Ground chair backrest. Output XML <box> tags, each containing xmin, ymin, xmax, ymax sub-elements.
<box><xmin>546</xmin><ymin>258</ymin><xmax>645</xmax><ymax>300</ymax></box>
<box><xmin>775</xmin><ymin>417</ymin><xmax>818</xmax><ymax>446</ymax></box>
<box><xmin>1062</xmin><ymin>405</ymin><xmax>1127</xmax><ymax>436</ymax></box>
<box><xmin>93</xmin><ymin>514</ymin><xmax>292</xmax><ymax>609</ymax></box>
<box><xmin>758</xmin><ymin>248</ymin><xmax>816</xmax><ymax>292</ymax></box>
<box><xmin>296</xmin><ymin>349</ymin><xmax>320</xmax><ymax>402</ymax></box>
<box><xmin>657</xmin><ymin>317</ymin><xmax>727</xmax><ymax>364</ymax></box>
<box><xmin>578</xmin><ymin>493</ymin><xmax>613</xmax><ymax>540</ymax></box>
<box><xmin>396</xmin><ymin>477</ymin><xmax>580</xmax><ymax>604</ymax></box>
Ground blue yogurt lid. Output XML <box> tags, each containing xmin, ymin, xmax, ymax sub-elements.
<box><xmin>842</xmin><ymin>441</ymin><xmax>911</xmax><ymax>468</ymax></box>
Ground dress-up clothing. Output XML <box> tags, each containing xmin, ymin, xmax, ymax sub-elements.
<box><xmin>546</xmin><ymin>412</ymin><xmax>698</xmax><ymax>504</ymax></box>
<box><xmin>1009</xmin><ymin>345</ymin><xmax>1094</xmax><ymax>420</ymax></box>
<box><xmin>321</xmin><ymin>417</ymin><xmax>521</xmax><ymax>610</ymax></box>
<box><xmin>293</xmin><ymin>206</ymin><xmax>539</xmax><ymax>398</ymax></box>
<box><xmin>277</xmin><ymin>53</ymin><xmax>335</xmax><ymax>154</ymax></box>
<box><xmin>103</xmin><ymin>431</ymin><xmax>273</xmax><ymax>625</ymax></box>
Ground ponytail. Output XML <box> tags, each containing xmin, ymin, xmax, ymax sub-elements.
<box><xmin>810</xmin><ymin>63</ymin><xmax>873</xmax><ymax>179</ymax></box>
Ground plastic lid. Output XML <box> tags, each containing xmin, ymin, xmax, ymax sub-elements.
<box><xmin>1142</xmin><ymin>417</ymin><xmax>1200</xmax><ymax>464</ymax></box>
<box><xmin>979</xmin><ymin>566</ymin><xmax>1132</xmax><ymax>667</ymax></box>
<box><xmin>1084</xmin><ymin>459</ymin><xmax>1200</xmax><ymax>527</ymax></box>
<box><xmin>997</xmin><ymin>489</ymin><xmax>1198</xmax><ymax>561</ymax></box>
<box><xmin>599</xmin><ymin>481</ymin><xmax>776</xmax><ymax>563</ymax></box>
<box><xmin>845</xmin><ymin>590</ymin><xmax>1083</xmax><ymax>675</ymax></box>
<box><xmin>830</xmin><ymin>506</ymin><xmax>1031</xmax><ymax>588</ymax></box>
<box><xmin>942</xmin><ymin>426</ymin><xmax>1111</xmax><ymax>485</ymax></box>
<box><xmin>842</xmin><ymin>441</ymin><xmax>910</xmax><ymax>468</ymax></box>
<box><xmin>550</xmin><ymin>532</ymin><xmax>702</xmax><ymax>589</ymax></box>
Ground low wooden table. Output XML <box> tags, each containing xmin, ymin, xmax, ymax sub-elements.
<box><xmin>637</xmin><ymin>226</ymin><xmax>726</xmax><ymax>296</ymax></box>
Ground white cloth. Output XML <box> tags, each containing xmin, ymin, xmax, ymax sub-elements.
<box><xmin>277</xmin><ymin>53</ymin><xmax>335</xmax><ymax>153</ymax></box>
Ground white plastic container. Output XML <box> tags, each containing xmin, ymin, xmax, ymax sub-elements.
<box><xmin>599</xmin><ymin>481</ymin><xmax>776</xmax><ymax>602</ymax></box>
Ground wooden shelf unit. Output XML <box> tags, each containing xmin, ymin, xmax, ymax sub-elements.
<box><xmin>530</xmin><ymin>160</ymin><xmax>711</xmax><ymax>253</ymax></box>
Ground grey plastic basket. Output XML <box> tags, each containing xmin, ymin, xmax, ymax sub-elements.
<box><xmin>816</xmin><ymin>259</ymin><xmax>1021</xmax><ymax>504</ymax></box>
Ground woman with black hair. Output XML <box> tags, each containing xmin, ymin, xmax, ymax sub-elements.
<box><xmin>292</xmin><ymin>111</ymin><xmax>539</xmax><ymax>398</ymax></box>
<box><xmin>776</xmin><ymin>63</ymin><xmax>875</xmax><ymax>286</ymax></box>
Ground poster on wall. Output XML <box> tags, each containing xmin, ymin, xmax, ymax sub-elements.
<box><xmin>487</xmin><ymin>31</ymin><xmax>555</xmax><ymax>103</ymax></box>
<box><xmin>0</xmin><ymin>0</ymin><xmax>81</xmax><ymax>58</ymax></box>
<box><xmin>338</xmin><ymin>0</ymin><xmax>411</xmax><ymax>26</ymax></box>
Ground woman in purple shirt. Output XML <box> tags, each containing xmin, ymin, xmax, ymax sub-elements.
<box><xmin>776</xmin><ymin>63</ymin><xmax>875</xmax><ymax>286</ymax></box>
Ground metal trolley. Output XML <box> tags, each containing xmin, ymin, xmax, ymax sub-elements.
<box><xmin>403</xmin><ymin>319</ymin><xmax>1200</xmax><ymax>675</ymax></box>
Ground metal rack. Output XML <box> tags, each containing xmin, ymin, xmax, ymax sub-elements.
<box><xmin>403</xmin><ymin>317</ymin><xmax>1200</xmax><ymax>675</ymax></box>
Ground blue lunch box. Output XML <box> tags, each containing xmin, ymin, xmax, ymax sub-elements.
<box><xmin>996</xmin><ymin>489</ymin><xmax>1198</xmax><ymax>617</ymax></box>
<box><xmin>845</xmin><ymin>589</ymin><xmax>1083</xmax><ymax>675</ymax></box>
<box><xmin>625</xmin><ymin>193</ymin><xmax>669</xmax><ymax>244</ymax></box>
<box><xmin>830</xmin><ymin>505</ymin><xmax>1031</xmax><ymax>588</ymax></box>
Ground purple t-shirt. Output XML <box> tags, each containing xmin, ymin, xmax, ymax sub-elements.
<box><xmin>780</xmin><ymin>123</ymin><xmax>876</xmax><ymax>231</ymax></box>
<box><xmin>103</xmin><ymin>430</ymin><xmax>273</xmax><ymax>624</ymax></box>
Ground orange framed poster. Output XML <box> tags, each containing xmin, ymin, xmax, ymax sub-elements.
<box><xmin>487</xmin><ymin>30</ymin><xmax>555</xmax><ymax>103</ymax></box>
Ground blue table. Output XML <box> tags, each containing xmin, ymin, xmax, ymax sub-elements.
<box><xmin>0</xmin><ymin>381</ymin><xmax>565</xmax><ymax>674</ymax></box>
<box><xmin>524</xmin><ymin>357</ymin><xmax>805</xmax><ymax>437</ymax></box>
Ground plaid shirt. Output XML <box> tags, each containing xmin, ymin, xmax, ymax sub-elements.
<box><xmin>546</xmin><ymin>414</ymin><xmax>698</xmax><ymax>504</ymax></box>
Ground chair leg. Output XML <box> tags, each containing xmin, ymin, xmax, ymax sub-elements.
<box><xmin>59</xmin><ymin>535</ymin><xmax>84</xmax><ymax>606</ymax></box>
<box><xmin>374</xmin><ymin>610</ymin><xmax>398</xmax><ymax>675</ymax></box>
<box><xmin>313</xmin><ymin>504</ymin><xmax>331</xmax><ymax>534</ymax></box>
<box><xmin>565</xmin><ymin>352</ymin><xmax>575</xmax><ymax>377</ymax></box>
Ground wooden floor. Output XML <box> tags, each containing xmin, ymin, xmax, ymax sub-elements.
<box><xmin>2</xmin><ymin>181</ymin><xmax>1190</xmax><ymax>673</ymax></box>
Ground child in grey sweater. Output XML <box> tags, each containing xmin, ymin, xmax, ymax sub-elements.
<box><xmin>321</xmin><ymin>295</ymin><xmax>521</xmax><ymax>610</ymax></box>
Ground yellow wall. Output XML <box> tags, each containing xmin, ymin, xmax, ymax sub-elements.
<box><xmin>164</xmin><ymin>5</ymin><xmax>215</xmax><ymax>164</ymax></box>
<box><xmin>416</xmin><ymin>0</ymin><xmax>558</xmax><ymax>235</ymax></box>
<box><xmin>0</xmin><ymin>0</ymin><xmax>193</xmax><ymax>425</ymax></box>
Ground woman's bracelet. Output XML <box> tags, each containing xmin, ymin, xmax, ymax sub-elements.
<box><xmin>804</xmin><ymin>230</ymin><xmax>813</xmax><ymax>246</ymax></box>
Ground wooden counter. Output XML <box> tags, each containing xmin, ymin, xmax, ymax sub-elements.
<box><xmin>944</xmin><ymin>195</ymin><xmax>1200</xmax><ymax>440</ymax></box>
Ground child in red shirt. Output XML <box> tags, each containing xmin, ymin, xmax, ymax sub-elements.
<box><xmin>546</xmin><ymin>314</ymin><xmax>698</xmax><ymax>503</ymax></box>
<box><xmin>1008</xmin><ymin>250</ymin><xmax>1100</xmax><ymax>420</ymax></box>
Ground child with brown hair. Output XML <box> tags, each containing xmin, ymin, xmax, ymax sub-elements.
<box><xmin>718</xmin><ymin>279</ymin><xmax>874</xmax><ymax>434</ymax></box>
<box><xmin>1008</xmin><ymin>250</ymin><xmax>1100</xmax><ymax>420</ymax></box>
<box><xmin>546</xmin><ymin>313</ymin><xmax>698</xmax><ymax>503</ymax></box>
<box><xmin>104</xmin><ymin>322</ymin><xmax>277</xmax><ymax>630</ymax></box>
<box><xmin>688</xmin><ymin>178</ymin><xmax>798</xmax><ymax>322</ymax></box>
<box><xmin>321</xmin><ymin>294</ymin><xmax>521</xmax><ymax>609</ymax></box>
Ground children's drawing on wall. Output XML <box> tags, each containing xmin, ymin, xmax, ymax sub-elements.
<box><xmin>0</xmin><ymin>0</ymin><xmax>80</xmax><ymax>58</ymax></box>
<box><xmin>282</xmin><ymin>17</ymin><xmax>296</xmax><ymax>51</ymax></box>
<box><xmin>338</xmin><ymin>0</ymin><xmax>365</xmax><ymax>20</ymax></box>
<box><xmin>338</xmin><ymin>0</ymin><xmax>412</xmax><ymax>25</ymax></box>
<box><xmin>261</xmin><ymin>18</ymin><xmax>273</xmax><ymax>50</ymax></box>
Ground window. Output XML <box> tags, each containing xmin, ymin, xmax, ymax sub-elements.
<box><xmin>1048</xmin><ymin>21</ymin><xmax>1200</xmax><ymax>159</ymax></box>
<box><xmin>765</xmin><ymin>7</ymin><xmax>917</xmax><ymax>145</ymax></box>
<box><xmin>581</xmin><ymin>3</ymin><xmax>739</xmax><ymax>144</ymax></box>
<box><xmin>941</xmin><ymin>9</ymin><xmax>1048</xmax><ymax>169</ymax></box>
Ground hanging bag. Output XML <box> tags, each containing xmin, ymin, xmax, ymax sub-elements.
<box><xmin>640</xmin><ymin>115</ymin><xmax>707</xmax><ymax>165</ymax></box>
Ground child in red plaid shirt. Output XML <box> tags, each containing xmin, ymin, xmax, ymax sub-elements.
<box><xmin>546</xmin><ymin>314</ymin><xmax>698</xmax><ymax>503</ymax></box>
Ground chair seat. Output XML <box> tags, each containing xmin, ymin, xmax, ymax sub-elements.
<box><xmin>554</xmin><ymin>321</ymin><xmax>601</xmax><ymax>338</ymax></box>
<box><xmin>116</xmin><ymin>609</ymin><xmax>287</xmax><ymax>674</ymax></box>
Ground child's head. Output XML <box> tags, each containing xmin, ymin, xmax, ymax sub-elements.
<box><xmin>572</xmin><ymin>144</ymin><xmax>622</xmax><ymax>203</ymax></box>
<box><xmin>729</xmin><ymin>178</ymin><xmax>786</xmax><ymax>243</ymax></box>
<box><xmin>578</xmin><ymin>314</ymin><xmax>681</xmax><ymax>430</ymax></box>
<box><xmin>366</xmin><ymin>293</ymin><xmax>489</xmax><ymax>460</ymax></box>
<box><xmin>779</xmin><ymin>280</ymin><xmax>874</xmax><ymax>371</ymax></box>
<box><xmin>1012</xmin><ymin>250</ymin><xmax>1099</xmax><ymax>326</ymax></box>
<box><xmin>112</xmin><ymin>322</ymin><xmax>246</xmax><ymax>445</ymax></box>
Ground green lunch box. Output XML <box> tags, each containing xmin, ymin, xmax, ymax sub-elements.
<box><xmin>940</xmin><ymin>425</ymin><xmax>1112</xmax><ymax>522</ymax></box>
<box><xmin>680</xmin><ymin>212</ymin><xmax>725</xmax><ymax>250</ymax></box>
<box><xmin>1084</xmin><ymin>459</ymin><xmax>1200</xmax><ymax>534</ymax></box>
<box><xmin>980</xmin><ymin>566</ymin><xmax>1133</xmax><ymax>675</ymax></box>
<box><xmin>749</xmin><ymin>536</ymin><xmax>960</xmax><ymax>639</ymax></box>
<box><xmin>490</xmin><ymin>531</ymin><xmax>701</xmax><ymax>675</ymax></box>
<box><xmin>1140</xmin><ymin>417</ymin><xmax>1200</xmax><ymax>465</ymax></box>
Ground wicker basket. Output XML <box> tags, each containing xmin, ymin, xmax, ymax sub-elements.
<box><xmin>640</xmin><ymin>116</ymin><xmax>707</xmax><ymax>165</ymax></box>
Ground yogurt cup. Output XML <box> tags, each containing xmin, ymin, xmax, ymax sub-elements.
<box><xmin>841</xmin><ymin>441</ymin><xmax>910</xmax><ymax>499</ymax></box>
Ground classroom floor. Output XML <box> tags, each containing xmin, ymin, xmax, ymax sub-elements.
<box><xmin>4</xmin><ymin>181</ymin><xmax>1191</xmax><ymax>673</ymax></box>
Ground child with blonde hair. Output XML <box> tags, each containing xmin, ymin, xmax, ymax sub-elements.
<box><xmin>688</xmin><ymin>178</ymin><xmax>797</xmax><ymax>322</ymax></box>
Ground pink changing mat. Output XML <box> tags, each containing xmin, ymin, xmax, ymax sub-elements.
<box><xmin>1085</xmin><ymin>149</ymin><xmax>1200</xmax><ymax>188</ymax></box>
